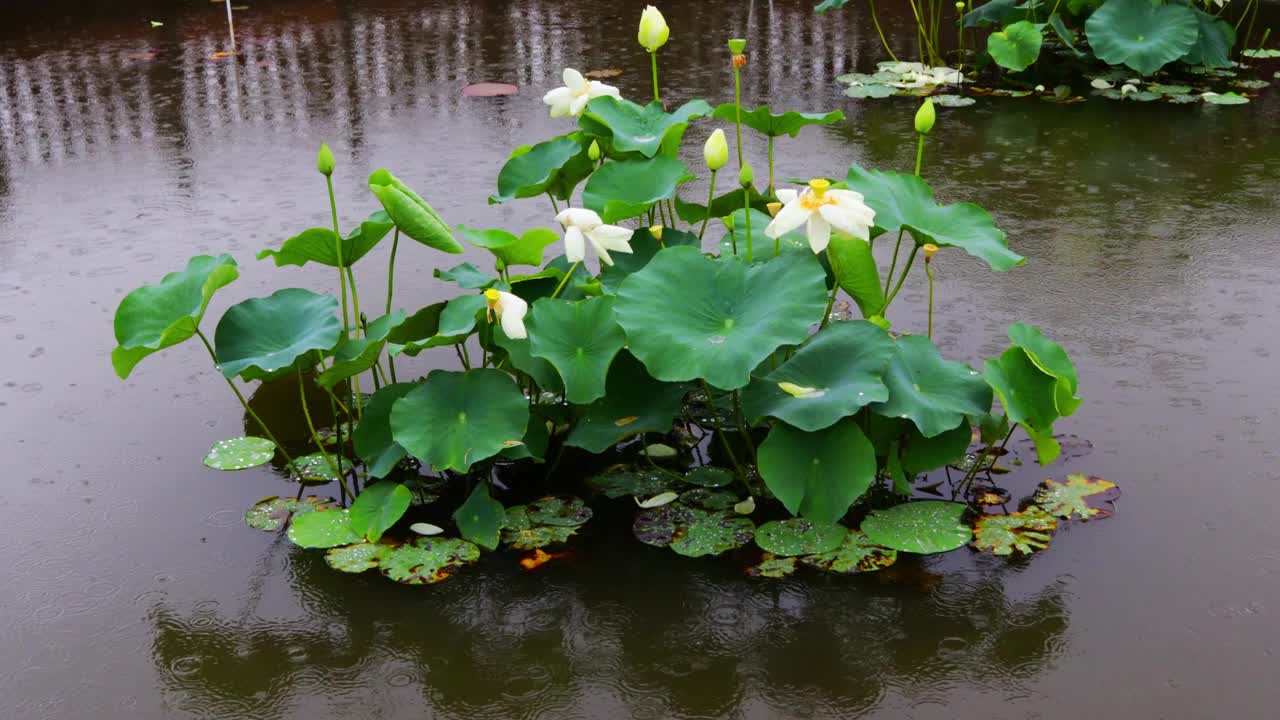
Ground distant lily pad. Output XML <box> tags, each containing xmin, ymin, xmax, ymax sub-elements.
<box><xmin>860</xmin><ymin>501</ymin><xmax>971</xmax><ymax>554</ymax></box>
<box><xmin>971</xmin><ymin>507</ymin><xmax>1058</xmax><ymax>555</ymax></box>
<box><xmin>325</xmin><ymin>542</ymin><xmax>393</xmax><ymax>573</ymax></box>
<box><xmin>1202</xmin><ymin>91</ymin><xmax>1249</xmax><ymax>105</ymax></box>
<box><xmin>1242</xmin><ymin>48</ymin><xmax>1280</xmax><ymax>58</ymax></box>
<box><xmin>1230</xmin><ymin>79</ymin><xmax>1270</xmax><ymax>90</ymax></box>
<box><xmin>244</xmin><ymin>495</ymin><xmax>331</xmax><ymax>532</ymax></box>
<box><xmin>799</xmin><ymin>529</ymin><xmax>897</xmax><ymax>573</ymax></box>
<box><xmin>746</xmin><ymin>554</ymin><xmax>798</xmax><ymax>578</ymax></box>
<box><xmin>203</xmin><ymin>436</ymin><xmax>275</xmax><ymax>470</ymax></box>
<box><xmin>502</xmin><ymin>496</ymin><xmax>592</xmax><ymax>550</ymax></box>
<box><xmin>1033</xmin><ymin>474</ymin><xmax>1119</xmax><ymax>520</ymax></box>
<box><xmin>684</xmin><ymin>466</ymin><xmax>735</xmax><ymax>488</ymax></box>
<box><xmin>462</xmin><ymin>82</ymin><xmax>518</xmax><ymax>97</ymax></box>
<box><xmin>633</xmin><ymin>503</ymin><xmax>699</xmax><ymax>547</ymax></box>
<box><xmin>379</xmin><ymin>537</ymin><xmax>480</xmax><ymax>585</ymax></box>
<box><xmin>930</xmin><ymin>94</ymin><xmax>975</xmax><ymax>107</ymax></box>
<box><xmin>502</xmin><ymin>524</ymin><xmax>580</xmax><ymax>550</ymax></box>
<box><xmin>287</xmin><ymin>509</ymin><xmax>362</xmax><ymax>548</ymax></box>
<box><xmin>754</xmin><ymin>519</ymin><xmax>845</xmax><ymax>557</ymax></box>
<box><xmin>844</xmin><ymin>84</ymin><xmax>898</xmax><ymax>99</ymax></box>
<box><xmin>587</xmin><ymin>466</ymin><xmax>680</xmax><ymax>499</ymax></box>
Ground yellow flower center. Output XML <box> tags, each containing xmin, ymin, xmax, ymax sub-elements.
<box><xmin>800</xmin><ymin>178</ymin><xmax>835</xmax><ymax>211</ymax></box>
<box><xmin>484</xmin><ymin>289</ymin><xmax>501</xmax><ymax>322</ymax></box>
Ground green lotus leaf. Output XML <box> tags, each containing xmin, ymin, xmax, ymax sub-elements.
<box><xmin>746</xmin><ymin>553</ymin><xmax>798</xmax><ymax>577</ymax></box>
<box><xmin>293</xmin><ymin>452</ymin><xmax>351</xmax><ymax>483</ymax></box>
<box><xmin>962</xmin><ymin>0</ymin><xmax>1019</xmax><ymax>27</ymax></box>
<box><xmin>325</xmin><ymin>541</ymin><xmax>394</xmax><ymax>573</ymax></box>
<box><xmin>203</xmin><ymin>436</ymin><xmax>275</xmax><ymax>471</ymax></box>
<box><xmin>757</xmin><ymin>419</ymin><xmax>876</xmax><ymax>524</ymax></box>
<box><xmin>615</xmin><ymin>247</ymin><xmax>828</xmax><ymax>390</ymax></box>
<box><xmin>434</xmin><ymin>262</ymin><xmax>496</xmax><ymax>289</ymax></box>
<box><xmin>454</xmin><ymin>483</ymin><xmax>505</xmax><ymax>551</ymax></box>
<box><xmin>799</xmin><ymin>528</ymin><xmax>898</xmax><ymax>573</ymax></box>
<box><xmin>348</xmin><ymin>481</ymin><xmax>412</xmax><ymax>543</ymax></box>
<box><xmin>511</xmin><ymin>496</ymin><xmax>593</xmax><ymax>527</ymax></box>
<box><xmin>582</xmin><ymin>156</ymin><xmax>692</xmax><ymax>223</ymax></box>
<box><xmin>579</xmin><ymin>97</ymin><xmax>713</xmax><ymax>157</ymax></box>
<box><xmin>244</xmin><ymin>495</ymin><xmax>331</xmax><ymax>532</ymax></box>
<box><xmin>492</xmin><ymin>325</ymin><xmax>563</xmax><ymax>394</ymax></box>
<box><xmin>566</xmin><ymin>351</ymin><xmax>687</xmax><ymax>453</ymax></box>
<box><xmin>677</xmin><ymin>488</ymin><xmax>740</xmax><ymax>512</ymax></box>
<box><xmin>673</xmin><ymin>187</ymin><xmax>773</xmax><ymax>228</ymax></box>
<box><xmin>633</xmin><ymin>503</ymin><xmax>699</xmax><ymax>546</ymax></box>
<box><xmin>314</xmin><ymin>337</ymin><xmax>386</xmax><ymax>390</ymax></box>
<box><xmin>972</xmin><ymin>507</ymin><xmax>1057</xmax><ymax>555</ymax></box>
<box><xmin>287</xmin><ymin>508</ymin><xmax>362</xmax><ymax>548</ymax></box>
<box><xmin>871</xmin><ymin>335</ymin><xmax>993</xmax><ymax>438</ymax></box>
<box><xmin>213</xmin><ymin>289</ymin><xmax>342</xmax><ymax>380</ymax></box>
<box><xmin>900</xmin><ymin>420</ymin><xmax>972</xmax><ymax>476</ymax></box>
<box><xmin>671</xmin><ymin>511</ymin><xmax>756</xmax><ymax>558</ymax></box>
<box><xmin>351</xmin><ymin>383</ymin><xmax>416</xmax><ymax>478</ymax></box>
<box><xmin>1047</xmin><ymin>12</ymin><xmax>1079</xmax><ymax>50</ymax></box>
<box><xmin>930</xmin><ymin>94</ymin><xmax>976</xmax><ymax>108</ymax></box>
<box><xmin>844</xmin><ymin>84</ymin><xmax>897</xmax><ymax>99</ymax></box>
<box><xmin>1085</xmin><ymin>0</ymin><xmax>1198</xmax><ymax>75</ymax></box>
<box><xmin>718</xmin><ymin>208</ymin><xmax>814</xmax><ymax>263</ymax></box>
<box><xmin>111</xmin><ymin>254</ymin><xmax>239</xmax><ymax>379</ymax></box>
<box><xmin>379</xmin><ymin>537</ymin><xmax>480</xmax><ymax>585</ymax></box>
<box><xmin>587</xmin><ymin>466</ymin><xmax>681</xmax><ymax>499</ymax></box>
<box><xmin>385</xmin><ymin>303</ymin><xmax>469</xmax><ymax>357</ymax></box>
<box><xmin>828</xmin><ymin>234</ymin><xmax>884</xmax><ymax>318</ymax></box>
<box><xmin>496</xmin><ymin>415</ymin><xmax>551</xmax><ymax>461</ymax></box>
<box><xmin>368</xmin><ymin>169</ymin><xmax>461</xmax><ymax>253</ymax></box>
<box><xmin>598</xmin><ymin>227</ymin><xmax>699</xmax><ymax>294</ymax></box>
<box><xmin>526</xmin><ymin>296</ymin><xmax>626</xmax><ymax>404</ymax></box>
<box><xmin>984</xmin><ymin>347</ymin><xmax>1062</xmax><ymax>464</ymax></box>
<box><xmin>743</xmin><ymin>321</ymin><xmax>895</xmax><ymax>431</ymax></box>
<box><xmin>815</xmin><ymin>0</ymin><xmax>849</xmax><ymax>12</ymax></box>
<box><xmin>1147</xmin><ymin>83</ymin><xmax>1193</xmax><ymax>96</ymax></box>
<box><xmin>490</xmin><ymin>134</ymin><xmax>591</xmax><ymax>203</ymax></box>
<box><xmin>845</xmin><ymin>164</ymin><xmax>1024</xmax><ymax>271</ymax></box>
<box><xmin>988</xmin><ymin>21</ymin><xmax>1044</xmax><ymax>72</ymax></box>
<box><xmin>860</xmin><ymin>501</ymin><xmax>971</xmax><ymax>554</ymax></box>
<box><xmin>457</xmin><ymin>225</ymin><xmax>560</xmax><ymax>269</ymax></box>
<box><xmin>754</xmin><ymin>519</ymin><xmax>846</xmax><ymax>556</ymax></box>
<box><xmin>1203</xmin><ymin>91</ymin><xmax>1249</xmax><ymax>105</ymax></box>
<box><xmin>1243</xmin><ymin>48</ymin><xmax>1280</xmax><ymax>58</ymax></box>
<box><xmin>886</xmin><ymin>440</ymin><xmax>911</xmax><ymax>495</ymax></box>
<box><xmin>1007</xmin><ymin>323</ymin><xmax>1081</xmax><ymax>417</ymax></box>
<box><xmin>257</xmin><ymin>213</ymin><xmax>394</xmax><ymax>268</ymax></box>
<box><xmin>1033</xmin><ymin>474</ymin><xmax>1119</xmax><ymax>520</ymax></box>
<box><xmin>506</xmin><ymin>255</ymin><xmax>592</xmax><ymax>304</ymax></box>
<box><xmin>390</xmin><ymin>369</ymin><xmax>529</xmax><ymax>473</ymax></box>
<box><xmin>710</xmin><ymin>104</ymin><xmax>844</xmax><ymax>138</ymax></box>
<box><xmin>684</xmin><ymin>466</ymin><xmax>735</xmax><ymax>488</ymax></box>
<box><xmin>1180</xmin><ymin>9</ymin><xmax>1235</xmax><ymax>69</ymax></box>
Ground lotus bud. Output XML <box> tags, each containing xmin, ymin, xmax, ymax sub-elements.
<box><xmin>728</xmin><ymin>38</ymin><xmax>746</xmax><ymax>54</ymax></box>
<box><xmin>638</xmin><ymin>6</ymin><xmax>670</xmax><ymax>53</ymax></box>
<box><xmin>914</xmin><ymin>98</ymin><xmax>936</xmax><ymax>135</ymax></box>
<box><xmin>316</xmin><ymin>143</ymin><xmax>335</xmax><ymax>176</ymax></box>
<box><xmin>649</xmin><ymin>225</ymin><xmax>664</xmax><ymax>241</ymax></box>
<box><xmin>588</xmin><ymin>139</ymin><xmax>601</xmax><ymax>161</ymax></box>
<box><xmin>732</xmin><ymin>53</ymin><xmax>747</xmax><ymax>69</ymax></box>
<box><xmin>923</xmin><ymin>243</ymin><xmax>939</xmax><ymax>262</ymax></box>
<box><xmin>703</xmin><ymin>128</ymin><xmax>729</xmax><ymax>171</ymax></box>
<box><xmin>738</xmin><ymin>161</ymin><xmax>754</xmax><ymax>189</ymax></box>
<box><xmin>766</xmin><ymin>201</ymin><xmax>783</xmax><ymax>218</ymax></box>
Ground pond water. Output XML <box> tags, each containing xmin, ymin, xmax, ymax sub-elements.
<box><xmin>3</xmin><ymin>0</ymin><xmax>1280</xmax><ymax>717</ymax></box>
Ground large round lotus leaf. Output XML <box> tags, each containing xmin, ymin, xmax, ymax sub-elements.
<box><xmin>1180</xmin><ymin>9</ymin><xmax>1235</xmax><ymax>69</ymax></box>
<box><xmin>1032</xmin><ymin>474</ymin><xmax>1119</xmax><ymax>520</ymax></box>
<box><xmin>597</xmin><ymin>227</ymin><xmax>699</xmax><ymax>294</ymax></box>
<box><xmin>490</xmin><ymin>133</ymin><xmax>592</xmax><ymax>203</ymax></box>
<box><xmin>353</xmin><ymin>383</ymin><xmax>416</xmax><ymax>479</ymax></box>
<box><xmin>293</xmin><ymin>452</ymin><xmax>350</xmax><ymax>483</ymax></box>
<box><xmin>111</xmin><ymin>254</ymin><xmax>239</xmax><ymax>379</ymax></box>
<box><xmin>984</xmin><ymin>347</ymin><xmax>1062</xmax><ymax>465</ymax></box>
<box><xmin>457</xmin><ymin>225</ymin><xmax>559</xmax><ymax>269</ymax></box>
<box><xmin>348</xmin><ymin>481</ymin><xmax>412</xmax><ymax>543</ymax></box>
<box><xmin>325</xmin><ymin>541</ymin><xmax>393</xmax><ymax>573</ymax></box>
<box><xmin>492</xmin><ymin>324</ymin><xmax>564</xmax><ymax>394</ymax></box>
<box><xmin>203</xmin><ymin>436</ymin><xmax>275</xmax><ymax>471</ymax></box>
<box><xmin>684</xmin><ymin>466</ymin><xmax>735</xmax><ymax>488</ymax></box>
<box><xmin>799</xmin><ymin>528</ymin><xmax>898</xmax><ymax>573</ymax></box>
<box><xmin>757</xmin><ymin>419</ymin><xmax>877</xmax><ymax>525</ymax></box>
<box><xmin>244</xmin><ymin>495</ymin><xmax>331</xmax><ymax>532</ymax></box>
<box><xmin>871</xmin><ymin>335</ymin><xmax>992</xmax><ymax>439</ymax></box>
<box><xmin>971</xmin><ymin>508</ymin><xmax>1057</xmax><ymax>556</ymax></box>
<box><xmin>390</xmin><ymin>369</ymin><xmax>529</xmax><ymax>473</ymax></box>
<box><xmin>315</xmin><ymin>336</ymin><xmax>389</xmax><ymax>390</ymax></box>
<box><xmin>213</xmin><ymin>289</ymin><xmax>342</xmax><ymax>380</ymax></box>
<box><xmin>502</xmin><ymin>524</ymin><xmax>580</xmax><ymax>550</ymax></box>
<box><xmin>1085</xmin><ymin>0</ymin><xmax>1198</xmax><ymax>75</ymax></box>
<box><xmin>368</xmin><ymin>169</ymin><xmax>462</xmax><ymax>254</ymax></box>
<box><xmin>287</xmin><ymin>509</ymin><xmax>362</xmax><ymax>548</ymax></box>
<box><xmin>671</xmin><ymin>512</ymin><xmax>756</xmax><ymax>558</ymax></box>
<box><xmin>582</xmin><ymin>156</ymin><xmax>691</xmax><ymax>223</ymax></box>
<box><xmin>987</xmin><ymin>20</ymin><xmax>1043</xmax><ymax>72</ymax></box>
<box><xmin>746</xmin><ymin>553</ymin><xmax>798</xmax><ymax>578</ymax></box>
<box><xmin>588</xmin><ymin>466</ymin><xmax>680</xmax><ymax>499</ymax></box>
<box><xmin>844</xmin><ymin>164</ymin><xmax>1023</xmax><ymax>271</ymax></box>
<box><xmin>860</xmin><ymin>501</ymin><xmax>971</xmax><ymax>554</ymax></box>
<box><xmin>453</xmin><ymin>483</ymin><xmax>505</xmax><ymax>551</ymax></box>
<box><xmin>633</xmin><ymin>503</ymin><xmax>700</xmax><ymax>547</ymax></box>
<box><xmin>566</xmin><ymin>351</ymin><xmax>687</xmax><ymax>453</ymax></box>
<box><xmin>526</xmin><ymin>296</ymin><xmax>626</xmax><ymax>404</ymax></box>
<box><xmin>1007</xmin><ymin>323</ymin><xmax>1081</xmax><ymax>417</ymax></box>
<box><xmin>900</xmin><ymin>420</ymin><xmax>972</xmax><ymax>476</ymax></box>
<box><xmin>385</xmin><ymin>303</ymin><xmax>466</xmax><ymax>358</ymax></box>
<box><xmin>579</xmin><ymin>97</ymin><xmax>712</xmax><ymax>157</ymax></box>
<box><xmin>615</xmin><ymin>247</ymin><xmax>828</xmax><ymax>390</ymax></box>
<box><xmin>743</xmin><ymin>321</ymin><xmax>895</xmax><ymax>431</ymax></box>
<box><xmin>754</xmin><ymin>519</ymin><xmax>846</xmax><ymax>557</ymax></box>
<box><xmin>379</xmin><ymin>537</ymin><xmax>480</xmax><ymax>585</ymax></box>
<box><xmin>523</xmin><ymin>496</ymin><xmax>593</xmax><ymax>527</ymax></box>
<box><xmin>257</xmin><ymin>213</ymin><xmax>394</xmax><ymax>268</ymax></box>
<box><xmin>710</xmin><ymin>104</ymin><xmax>844</xmax><ymax>138</ymax></box>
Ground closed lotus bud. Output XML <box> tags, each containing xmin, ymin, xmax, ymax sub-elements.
<box><xmin>732</xmin><ymin>54</ymin><xmax>747</xmax><ymax>69</ymax></box>
<box><xmin>766</xmin><ymin>201</ymin><xmax>783</xmax><ymax>218</ymax></box>
<box><xmin>638</xmin><ymin>6</ymin><xmax>670</xmax><ymax>52</ymax></box>
<box><xmin>316</xmin><ymin>143</ymin><xmax>335</xmax><ymax>176</ymax></box>
<box><xmin>914</xmin><ymin>98</ymin><xmax>936</xmax><ymax>135</ymax></box>
<box><xmin>703</xmin><ymin>128</ymin><xmax>728</xmax><ymax>171</ymax></box>
<box><xmin>923</xmin><ymin>243</ymin><xmax>939</xmax><ymax>262</ymax></box>
<box><xmin>738</xmin><ymin>161</ymin><xmax>754</xmax><ymax>188</ymax></box>
<box><xmin>588</xmin><ymin>139</ymin><xmax>601</xmax><ymax>161</ymax></box>
<box><xmin>728</xmin><ymin>38</ymin><xmax>747</xmax><ymax>54</ymax></box>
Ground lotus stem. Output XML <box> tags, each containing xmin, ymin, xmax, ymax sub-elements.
<box><xmin>698</xmin><ymin>171</ymin><xmax>718</xmax><ymax>241</ymax></box>
<box><xmin>454</xmin><ymin>344</ymin><xmax>469</xmax><ymax>370</ymax></box>
<box><xmin>743</xmin><ymin>188</ymin><xmax>753</xmax><ymax>262</ymax></box>
<box><xmin>767</xmin><ymin>136</ymin><xmax>775</xmax><ymax>194</ymax></box>
<box><xmin>547</xmin><ymin>193</ymin><xmax>560</xmax><ymax>214</ymax></box>
<box><xmin>731</xmin><ymin>390</ymin><xmax>759</xmax><ymax>467</ymax></box>
<box><xmin>914</xmin><ymin>134</ymin><xmax>926</xmax><ymax>178</ymax></box>
<box><xmin>385</xmin><ymin>228</ymin><xmax>400</xmax><ymax>383</ymax></box>
<box><xmin>880</xmin><ymin>245</ymin><xmax>920</xmax><ymax>314</ymax></box>
<box><xmin>223</xmin><ymin>0</ymin><xmax>236</xmax><ymax>55</ymax></box>
<box><xmin>194</xmin><ymin>330</ymin><xmax>301</xmax><ymax>478</ymax></box>
<box><xmin>819</xmin><ymin>248</ymin><xmax>841</xmax><ymax>331</ymax></box>
<box><xmin>867</xmin><ymin>0</ymin><xmax>898</xmax><ymax>62</ymax></box>
<box><xmin>325</xmin><ymin>176</ymin><xmax>350</xmax><ymax>339</ymax></box>
<box><xmin>732</xmin><ymin>62</ymin><xmax>745</xmax><ymax>171</ymax></box>
<box><xmin>926</xmin><ymin>261</ymin><xmax>935</xmax><ymax>339</ymax></box>
<box><xmin>550</xmin><ymin>261</ymin><xmax>580</xmax><ymax>299</ymax></box>
<box><xmin>698</xmin><ymin>379</ymin><xmax>750</xmax><ymax>486</ymax></box>
<box><xmin>297</xmin><ymin>366</ymin><xmax>354</xmax><ymax>500</ymax></box>
<box><xmin>884</xmin><ymin>228</ymin><xmax>906</xmax><ymax>294</ymax></box>
<box><xmin>650</xmin><ymin>51</ymin><xmax>661</xmax><ymax>104</ymax></box>
<box><xmin>957</xmin><ymin>423</ymin><xmax>1017</xmax><ymax>499</ymax></box>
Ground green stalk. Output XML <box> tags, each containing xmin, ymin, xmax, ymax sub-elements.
<box><xmin>881</xmin><ymin>245</ymin><xmax>920</xmax><ymax>314</ymax></box>
<box><xmin>884</xmin><ymin>228</ymin><xmax>906</xmax><ymax>294</ymax></box>
<box><xmin>550</xmin><ymin>261</ymin><xmax>580</xmax><ymax>299</ymax></box>
<box><xmin>699</xmin><ymin>379</ymin><xmax>750</xmax><ymax>485</ymax></box>
<box><xmin>297</xmin><ymin>366</ymin><xmax>353</xmax><ymax>500</ymax></box>
<box><xmin>925</xmin><ymin>261</ymin><xmax>935</xmax><ymax>339</ymax></box>
<box><xmin>698</xmin><ymin>171</ymin><xmax>718</xmax><ymax>241</ymax></box>
<box><xmin>767</xmin><ymin>136</ymin><xmax>775</xmax><ymax>194</ymax></box>
<box><xmin>384</xmin><ymin>228</ymin><xmax>400</xmax><ymax>383</ymax></box>
<box><xmin>733</xmin><ymin>66</ymin><xmax>745</xmax><ymax>168</ymax></box>
<box><xmin>819</xmin><ymin>248</ymin><xmax>841</xmax><ymax>331</ymax></box>
<box><xmin>914</xmin><ymin>133</ymin><xmax>925</xmax><ymax>177</ymax></box>
<box><xmin>731</xmin><ymin>390</ymin><xmax>758</xmax><ymax>467</ymax></box>
<box><xmin>650</xmin><ymin>51</ymin><xmax>661</xmax><ymax>103</ymax></box>
<box><xmin>867</xmin><ymin>0</ymin><xmax>898</xmax><ymax>62</ymax></box>
<box><xmin>548</xmin><ymin>193</ymin><xmax>560</xmax><ymax>214</ymax></box>
<box><xmin>324</xmin><ymin>175</ymin><xmax>350</xmax><ymax>338</ymax></box>
<box><xmin>743</xmin><ymin>188</ymin><xmax>753</xmax><ymax>262</ymax></box>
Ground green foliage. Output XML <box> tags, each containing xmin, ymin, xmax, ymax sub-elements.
<box><xmin>988</xmin><ymin>21</ymin><xmax>1044</xmax><ymax>72</ymax></box>
<box><xmin>872</xmin><ymin>335</ymin><xmax>993</xmax><ymax>439</ymax></box>
<box><xmin>391</xmin><ymin>369</ymin><xmax>529</xmax><ymax>473</ymax></box>
<box><xmin>861</xmin><ymin>501</ymin><xmax>971</xmax><ymax>554</ymax></box>
<box><xmin>490</xmin><ymin>133</ymin><xmax>592</xmax><ymax>203</ymax></box>
<box><xmin>566</xmin><ymin>352</ymin><xmax>687</xmax><ymax>453</ymax></box>
<box><xmin>799</xmin><ymin>529</ymin><xmax>898</xmax><ymax>573</ymax></box>
<box><xmin>368</xmin><ymin>169</ymin><xmax>462</xmax><ymax>253</ymax></box>
<box><xmin>287</xmin><ymin>509</ymin><xmax>361</xmax><ymax>549</ymax></box>
<box><xmin>579</xmin><ymin>97</ymin><xmax>712</xmax><ymax>157</ymax></box>
<box><xmin>972</xmin><ymin>508</ymin><xmax>1057</xmax><ymax>555</ymax></box>
<box><xmin>754</xmin><ymin>519</ymin><xmax>846</xmax><ymax>556</ymax></box>
<box><xmin>454</xmin><ymin>483</ymin><xmax>506</xmax><ymax>551</ymax></box>
<box><xmin>527</xmin><ymin>296</ymin><xmax>626</xmax><ymax>403</ymax></box>
<box><xmin>379</xmin><ymin>537</ymin><xmax>480</xmax><ymax>585</ymax></box>
<box><xmin>757</xmin><ymin>419</ymin><xmax>877</xmax><ymax>523</ymax></box>
<box><xmin>213</xmin><ymin>289</ymin><xmax>342</xmax><ymax>380</ymax></box>
<box><xmin>582</xmin><ymin>156</ymin><xmax>691</xmax><ymax>223</ymax></box>
<box><xmin>710</xmin><ymin>104</ymin><xmax>844</xmax><ymax>138</ymax></box>
<box><xmin>457</xmin><ymin>226</ymin><xmax>559</xmax><ymax>268</ymax></box>
<box><xmin>1033</xmin><ymin>474</ymin><xmax>1119</xmax><ymax>520</ymax></box>
<box><xmin>245</xmin><ymin>496</ymin><xmax>331</xmax><ymax>532</ymax></box>
<box><xmin>203</xmin><ymin>436</ymin><xmax>275</xmax><ymax>471</ymax></box>
<box><xmin>1085</xmin><ymin>0</ymin><xmax>1199</xmax><ymax>75</ymax></box>
<box><xmin>353</xmin><ymin>383</ymin><xmax>417</xmax><ymax>479</ymax></box>
<box><xmin>257</xmin><ymin>213</ymin><xmax>393</xmax><ymax>268</ymax></box>
<box><xmin>348</xmin><ymin>481</ymin><xmax>411</xmax><ymax>543</ymax></box>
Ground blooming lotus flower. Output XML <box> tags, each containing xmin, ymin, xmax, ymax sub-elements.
<box><xmin>484</xmin><ymin>288</ymin><xmax>528</xmax><ymax>339</ymax></box>
<box><xmin>543</xmin><ymin>68</ymin><xmax>620</xmax><ymax>118</ymax></box>
<box><xmin>555</xmin><ymin>208</ymin><xmax>634</xmax><ymax>266</ymax></box>
<box><xmin>765</xmin><ymin>179</ymin><xmax>876</xmax><ymax>253</ymax></box>
<box><xmin>637</xmin><ymin>6</ymin><xmax>670</xmax><ymax>52</ymax></box>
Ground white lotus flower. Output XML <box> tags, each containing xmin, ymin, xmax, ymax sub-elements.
<box><xmin>484</xmin><ymin>289</ymin><xmax>529</xmax><ymax>339</ymax></box>
<box><xmin>555</xmin><ymin>207</ymin><xmax>634</xmax><ymax>266</ymax></box>
<box><xmin>765</xmin><ymin>179</ymin><xmax>876</xmax><ymax>253</ymax></box>
<box><xmin>543</xmin><ymin>68</ymin><xmax>621</xmax><ymax>118</ymax></box>
<box><xmin>1090</xmin><ymin>78</ymin><xmax>1114</xmax><ymax>90</ymax></box>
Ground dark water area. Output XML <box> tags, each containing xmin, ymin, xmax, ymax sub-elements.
<box><xmin>3</xmin><ymin>0</ymin><xmax>1280</xmax><ymax>717</ymax></box>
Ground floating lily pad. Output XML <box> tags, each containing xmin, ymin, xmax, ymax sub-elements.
<box><xmin>633</xmin><ymin>503</ymin><xmax>699</xmax><ymax>547</ymax></box>
<box><xmin>678</xmin><ymin>488</ymin><xmax>740</xmax><ymax>512</ymax></box>
<box><xmin>379</xmin><ymin>537</ymin><xmax>480</xmax><ymax>585</ymax></box>
<box><xmin>462</xmin><ymin>82</ymin><xmax>518</xmax><ymax>97</ymax></box>
<box><xmin>971</xmin><ymin>507</ymin><xmax>1058</xmax><ymax>555</ymax></box>
<box><xmin>1230</xmin><ymin>79</ymin><xmax>1270</xmax><ymax>90</ymax></box>
<box><xmin>860</xmin><ymin>501</ymin><xmax>971</xmax><ymax>554</ymax></box>
<box><xmin>287</xmin><ymin>509</ymin><xmax>362</xmax><ymax>548</ymax></box>
<box><xmin>293</xmin><ymin>452</ymin><xmax>350</xmax><ymax>483</ymax></box>
<box><xmin>1085</xmin><ymin>0</ymin><xmax>1198</xmax><ymax>75</ymax></box>
<box><xmin>671</xmin><ymin>511</ymin><xmax>755</xmax><ymax>558</ymax></box>
<box><xmin>325</xmin><ymin>541</ymin><xmax>393</xmax><ymax>573</ymax></box>
<box><xmin>930</xmin><ymin>94</ymin><xmax>975</xmax><ymax>107</ymax></box>
<box><xmin>1203</xmin><ymin>91</ymin><xmax>1250</xmax><ymax>104</ymax></box>
<box><xmin>754</xmin><ymin>519</ymin><xmax>846</xmax><ymax>556</ymax></box>
<box><xmin>502</xmin><ymin>525</ymin><xmax>580</xmax><ymax>550</ymax></box>
<box><xmin>684</xmin><ymin>466</ymin><xmax>735</xmax><ymax>488</ymax></box>
<box><xmin>799</xmin><ymin>528</ymin><xmax>897</xmax><ymax>573</ymax></box>
<box><xmin>1243</xmin><ymin>49</ymin><xmax>1280</xmax><ymax>58</ymax></box>
<box><xmin>1033</xmin><ymin>474</ymin><xmax>1119</xmax><ymax>520</ymax></box>
<box><xmin>244</xmin><ymin>495</ymin><xmax>331</xmax><ymax>531</ymax></box>
<box><xmin>844</xmin><ymin>84</ymin><xmax>898</xmax><ymax>99</ymax></box>
<box><xmin>1146</xmin><ymin>83</ymin><xmax>1193</xmax><ymax>95</ymax></box>
<box><xmin>519</xmin><ymin>495</ymin><xmax>593</xmax><ymax>527</ymax></box>
<box><xmin>587</xmin><ymin>466</ymin><xmax>680</xmax><ymax>499</ymax></box>
<box><xmin>746</xmin><ymin>553</ymin><xmax>798</xmax><ymax>578</ymax></box>
<box><xmin>203</xmin><ymin>436</ymin><xmax>276</xmax><ymax>470</ymax></box>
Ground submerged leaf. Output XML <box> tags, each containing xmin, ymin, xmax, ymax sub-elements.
<box><xmin>971</xmin><ymin>507</ymin><xmax>1058</xmax><ymax>555</ymax></box>
<box><xmin>746</xmin><ymin>553</ymin><xmax>798</xmax><ymax>578</ymax></box>
<box><xmin>799</xmin><ymin>528</ymin><xmax>897</xmax><ymax>573</ymax></box>
<box><xmin>203</xmin><ymin>436</ymin><xmax>275</xmax><ymax>471</ymax></box>
<box><xmin>1033</xmin><ymin>474</ymin><xmax>1119</xmax><ymax>520</ymax></box>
